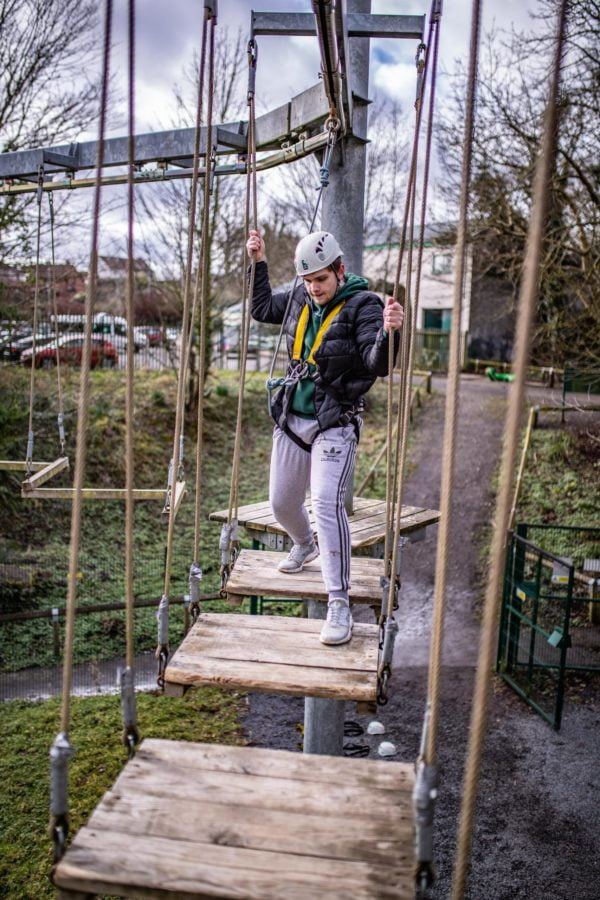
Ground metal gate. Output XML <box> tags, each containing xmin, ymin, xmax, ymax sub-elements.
<box><xmin>497</xmin><ymin>524</ymin><xmax>600</xmax><ymax>729</ymax></box>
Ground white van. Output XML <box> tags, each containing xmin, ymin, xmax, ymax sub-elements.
<box><xmin>51</xmin><ymin>313</ymin><xmax>149</xmax><ymax>351</ymax></box>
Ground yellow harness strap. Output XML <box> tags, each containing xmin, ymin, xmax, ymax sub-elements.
<box><xmin>292</xmin><ymin>300</ymin><xmax>346</xmax><ymax>365</ymax></box>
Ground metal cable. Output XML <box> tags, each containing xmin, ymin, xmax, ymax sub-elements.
<box><xmin>451</xmin><ymin>2</ymin><xmax>568</xmax><ymax>895</ymax></box>
<box><xmin>25</xmin><ymin>176</ymin><xmax>44</xmax><ymax>474</ymax></box>
<box><xmin>121</xmin><ymin>1</ymin><xmax>139</xmax><ymax>753</ymax></box>
<box><xmin>47</xmin><ymin>194</ymin><xmax>66</xmax><ymax>454</ymax></box>
<box><xmin>50</xmin><ymin>0</ymin><xmax>113</xmax><ymax>862</ymax></box>
<box><xmin>226</xmin><ymin>39</ymin><xmax>258</xmax><ymax>534</ymax></box>
<box><xmin>158</xmin><ymin>2</ymin><xmax>210</xmax><ymax>645</ymax></box>
<box><xmin>191</xmin><ymin>4</ymin><xmax>217</xmax><ymax>609</ymax></box>
<box><xmin>124</xmin><ymin>0</ymin><xmax>136</xmax><ymax>675</ymax></box>
<box><xmin>382</xmin><ymin>33</ymin><xmax>431</xmax><ymax>600</ymax></box>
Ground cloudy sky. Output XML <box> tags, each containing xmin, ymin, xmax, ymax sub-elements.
<box><xmin>65</xmin><ymin>0</ymin><xmax>543</xmax><ymax>267</ymax></box>
<box><xmin>99</xmin><ymin>0</ymin><xmax>542</xmax><ymax>138</ymax></box>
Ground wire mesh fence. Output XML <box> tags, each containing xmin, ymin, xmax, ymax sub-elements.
<box><xmin>0</xmin><ymin>540</ymin><xmax>222</xmax><ymax>702</ymax></box>
<box><xmin>497</xmin><ymin>524</ymin><xmax>600</xmax><ymax>728</ymax></box>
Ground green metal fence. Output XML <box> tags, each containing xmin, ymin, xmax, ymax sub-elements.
<box><xmin>497</xmin><ymin>524</ymin><xmax>600</xmax><ymax>729</ymax></box>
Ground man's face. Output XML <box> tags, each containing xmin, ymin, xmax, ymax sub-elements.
<box><xmin>302</xmin><ymin>264</ymin><xmax>344</xmax><ymax>305</ymax></box>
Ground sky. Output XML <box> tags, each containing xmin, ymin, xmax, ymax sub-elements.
<box><xmin>67</xmin><ymin>0</ymin><xmax>543</xmax><ymax>268</ymax></box>
<box><xmin>99</xmin><ymin>0</ymin><xmax>541</xmax><ymax>138</ymax></box>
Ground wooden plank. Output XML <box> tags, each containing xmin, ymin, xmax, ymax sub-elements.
<box><xmin>139</xmin><ymin>739</ymin><xmax>409</xmax><ymax>788</ymax></box>
<box><xmin>172</xmin><ymin>636</ymin><xmax>376</xmax><ymax>673</ymax></box>
<box><xmin>0</xmin><ymin>459</ymin><xmax>55</xmax><ymax>472</ymax></box>
<box><xmin>208</xmin><ymin>496</ymin><xmax>438</xmax><ymax>548</ymax></box>
<box><xmin>21</xmin><ymin>486</ymin><xmax>167</xmax><ymax>500</ymax></box>
<box><xmin>165</xmin><ymin>655</ymin><xmax>377</xmax><ymax>701</ymax></box>
<box><xmin>224</xmin><ymin>549</ymin><xmax>385</xmax><ymax>603</ymax></box>
<box><xmin>86</xmin><ymin>793</ymin><xmax>412</xmax><ymax>863</ymax></box>
<box><xmin>187</xmin><ymin>612</ymin><xmax>377</xmax><ymax>636</ymax></box>
<box><xmin>53</xmin><ymin>739</ymin><xmax>415</xmax><ymax>899</ymax></box>
<box><xmin>115</xmin><ymin>753</ymin><xmax>409</xmax><ymax>816</ymax></box>
<box><xmin>55</xmin><ymin>829</ymin><xmax>412</xmax><ymax>899</ymax></box>
<box><xmin>21</xmin><ymin>455</ymin><xmax>69</xmax><ymax>490</ymax></box>
<box><xmin>182</xmin><ymin>621</ymin><xmax>378</xmax><ymax>668</ymax></box>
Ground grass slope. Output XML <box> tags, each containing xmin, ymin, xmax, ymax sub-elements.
<box><xmin>0</xmin><ymin>689</ymin><xmax>244</xmax><ymax>900</ymax></box>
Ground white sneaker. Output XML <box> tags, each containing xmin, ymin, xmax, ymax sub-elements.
<box><xmin>320</xmin><ymin>600</ymin><xmax>353</xmax><ymax>645</ymax></box>
<box><xmin>277</xmin><ymin>542</ymin><xmax>319</xmax><ymax>574</ymax></box>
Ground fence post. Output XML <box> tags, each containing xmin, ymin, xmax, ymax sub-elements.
<box><xmin>589</xmin><ymin>578</ymin><xmax>600</xmax><ymax>625</ymax></box>
<box><xmin>52</xmin><ymin>607</ymin><xmax>60</xmax><ymax>657</ymax></box>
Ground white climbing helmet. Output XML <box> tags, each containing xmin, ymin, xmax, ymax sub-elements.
<box><xmin>294</xmin><ymin>231</ymin><xmax>343</xmax><ymax>276</ymax></box>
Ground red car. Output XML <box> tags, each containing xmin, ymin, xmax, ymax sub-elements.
<box><xmin>20</xmin><ymin>334</ymin><xmax>118</xmax><ymax>369</ymax></box>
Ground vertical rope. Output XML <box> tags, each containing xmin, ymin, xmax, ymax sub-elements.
<box><xmin>159</xmin><ymin>6</ymin><xmax>209</xmax><ymax>609</ymax></box>
<box><xmin>451</xmin><ymin>2</ymin><xmax>568</xmax><ymax>895</ymax></box>
<box><xmin>226</xmin><ymin>39</ymin><xmax>258</xmax><ymax>527</ymax></box>
<box><xmin>193</xmin><ymin>8</ymin><xmax>216</xmax><ymax>567</ymax></box>
<box><xmin>120</xmin><ymin>0</ymin><xmax>140</xmax><ymax>757</ymax></box>
<box><xmin>47</xmin><ymin>194</ymin><xmax>66</xmax><ymax>454</ymax></box>
<box><xmin>50</xmin><ymin>0</ymin><xmax>113</xmax><ymax>865</ymax></box>
<box><xmin>60</xmin><ymin>0</ymin><xmax>113</xmax><ymax>736</ymax></box>
<box><xmin>25</xmin><ymin>179</ymin><xmax>44</xmax><ymax>472</ymax></box>
<box><xmin>427</xmin><ymin>0</ymin><xmax>479</xmax><ymax>764</ymax></box>
<box><xmin>383</xmin><ymin>29</ymin><xmax>432</xmax><ymax>606</ymax></box>
<box><xmin>124</xmin><ymin>0</ymin><xmax>136</xmax><ymax>673</ymax></box>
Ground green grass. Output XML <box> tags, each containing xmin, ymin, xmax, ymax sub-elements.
<box><xmin>0</xmin><ymin>688</ymin><xmax>244</xmax><ymax>900</ymax></box>
<box><xmin>0</xmin><ymin>366</ymin><xmax>417</xmax><ymax>671</ymax></box>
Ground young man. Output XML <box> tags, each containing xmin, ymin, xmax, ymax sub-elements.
<box><xmin>246</xmin><ymin>229</ymin><xmax>403</xmax><ymax>645</ymax></box>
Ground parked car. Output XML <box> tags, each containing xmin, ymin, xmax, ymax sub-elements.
<box><xmin>20</xmin><ymin>334</ymin><xmax>118</xmax><ymax>369</ymax></box>
<box><xmin>1</xmin><ymin>332</ymin><xmax>53</xmax><ymax>362</ymax></box>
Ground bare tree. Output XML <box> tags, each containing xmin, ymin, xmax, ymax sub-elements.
<box><xmin>439</xmin><ymin>0</ymin><xmax>600</xmax><ymax>366</ymax></box>
<box><xmin>0</xmin><ymin>0</ymin><xmax>100</xmax><ymax>261</ymax></box>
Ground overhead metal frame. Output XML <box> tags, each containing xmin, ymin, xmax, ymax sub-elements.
<box><xmin>0</xmin><ymin>6</ymin><xmax>424</xmax><ymax>194</ymax></box>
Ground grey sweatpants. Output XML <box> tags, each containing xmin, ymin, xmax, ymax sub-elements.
<box><xmin>269</xmin><ymin>413</ymin><xmax>358</xmax><ymax>594</ymax></box>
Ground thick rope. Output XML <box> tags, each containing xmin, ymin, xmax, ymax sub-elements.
<box><xmin>25</xmin><ymin>179</ymin><xmax>43</xmax><ymax>473</ymax></box>
<box><xmin>190</xmin><ymin>5</ymin><xmax>217</xmax><ymax>615</ymax></box>
<box><xmin>226</xmin><ymin>39</ymin><xmax>258</xmax><ymax>529</ymax></box>
<box><xmin>50</xmin><ymin>0</ymin><xmax>113</xmax><ymax>864</ymax></box>
<box><xmin>59</xmin><ymin>0</ymin><xmax>112</xmax><ymax>737</ymax></box>
<box><xmin>124</xmin><ymin>0</ymin><xmax>136</xmax><ymax>673</ymax></box>
<box><xmin>121</xmin><ymin>0</ymin><xmax>139</xmax><ymax>756</ymax></box>
<box><xmin>382</xmin><ymin>32</ymin><xmax>432</xmax><ymax>603</ymax></box>
<box><xmin>47</xmin><ymin>194</ymin><xmax>66</xmax><ymax>454</ymax></box>
<box><xmin>158</xmin><ymin>4</ymin><xmax>210</xmax><ymax>636</ymax></box>
<box><xmin>451</xmin><ymin>2</ymin><xmax>568</xmax><ymax>895</ymax></box>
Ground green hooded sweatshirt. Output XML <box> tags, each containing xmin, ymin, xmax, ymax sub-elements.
<box><xmin>291</xmin><ymin>272</ymin><xmax>369</xmax><ymax>418</ymax></box>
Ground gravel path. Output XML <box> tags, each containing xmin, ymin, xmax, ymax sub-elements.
<box><xmin>242</xmin><ymin>375</ymin><xmax>600</xmax><ymax>900</ymax></box>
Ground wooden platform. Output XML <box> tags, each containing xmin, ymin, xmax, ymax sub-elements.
<box><xmin>224</xmin><ymin>548</ymin><xmax>386</xmax><ymax>605</ymax></box>
<box><xmin>209</xmin><ymin>497</ymin><xmax>439</xmax><ymax>551</ymax></box>
<box><xmin>164</xmin><ymin>612</ymin><xmax>380</xmax><ymax>702</ymax></box>
<box><xmin>54</xmin><ymin>738</ymin><xmax>415</xmax><ymax>899</ymax></box>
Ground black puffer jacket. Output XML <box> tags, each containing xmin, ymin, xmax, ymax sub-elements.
<box><xmin>252</xmin><ymin>260</ymin><xmax>399</xmax><ymax>432</ymax></box>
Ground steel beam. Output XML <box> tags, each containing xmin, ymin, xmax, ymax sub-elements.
<box><xmin>252</xmin><ymin>11</ymin><xmax>425</xmax><ymax>40</ymax></box>
<box><xmin>0</xmin><ymin>82</ymin><xmax>331</xmax><ymax>181</ymax></box>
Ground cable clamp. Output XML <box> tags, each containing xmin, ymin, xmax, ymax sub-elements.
<box><xmin>156</xmin><ymin>644</ymin><xmax>169</xmax><ymax>689</ymax></box>
<box><xmin>413</xmin><ymin>761</ymin><xmax>438</xmax><ymax>895</ymax></box>
<box><xmin>189</xmin><ymin>561</ymin><xmax>203</xmax><ymax>604</ymax></box>
<box><xmin>247</xmin><ymin>38</ymin><xmax>258</xmax><ymax>99</ymax></box>
<box><xmin>49</xmin><ymin>731</ymin><xmax>76</xmax><ymax>862</ymax></box>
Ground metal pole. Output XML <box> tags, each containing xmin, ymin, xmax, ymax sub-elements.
<box><xmin>322</xmin><ymin>0</ymin><xmax>370</xmax><ymax>518</ymax></box>
<box><xmin>304</xmin><ymin>0</ymin><xmax>371</xmax><ymax>756</ymax></box>
<box><xmin>303</xmin><ymin>600</ymin><xmax>346</xmax><ymax>755</ymax></box>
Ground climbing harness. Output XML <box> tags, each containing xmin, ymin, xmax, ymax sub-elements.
<box><xmin>265</xmin><ymin>116</ymin><xmax>340</xmax><ymax>414</ymax></box>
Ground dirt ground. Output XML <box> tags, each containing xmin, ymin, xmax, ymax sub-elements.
<box><xmin>242</xmin><ymin>375</ymin><xmax>600</xmax><ymax>900</ymax></box>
